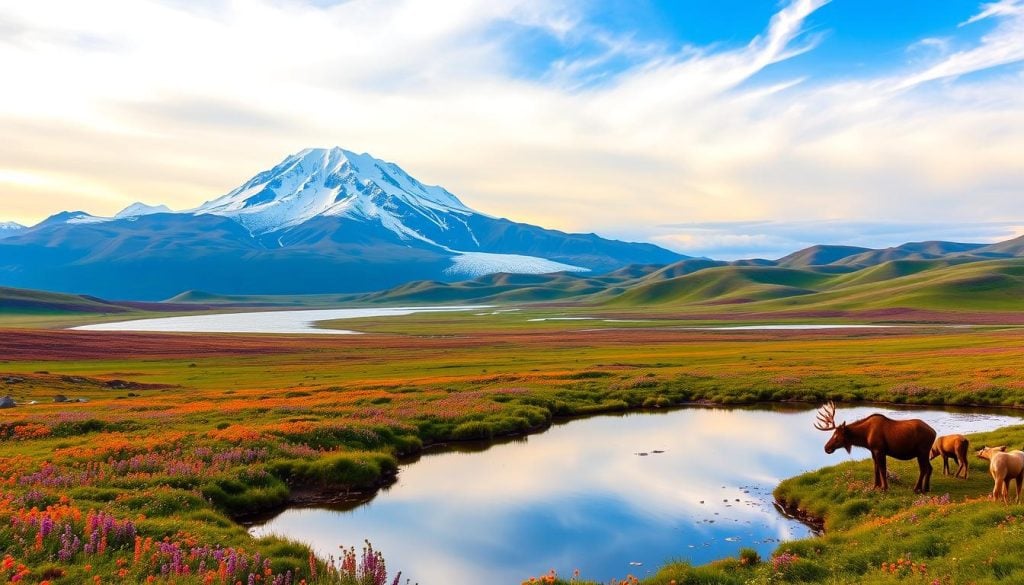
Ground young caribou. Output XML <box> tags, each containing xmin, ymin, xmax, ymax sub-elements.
<box><xmin>976</xmin><ymin>446</ymin><xmax>1024</xmax><ymax>504</ymax></box>
<box><xmin>930</xmin><ymin>434</ymin><xmax>970</xmax><ymax>479</ymax></box>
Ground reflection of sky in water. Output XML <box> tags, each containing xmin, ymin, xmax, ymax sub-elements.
<box><xmin>72</xmin><ymin>306</ymin><xmax>486</xmax><ymax>335</ymax></box>
<box><xmin>250</xmin><ymin>407</ymin><xmax>1021</xmax><ymax>584</ymax></box>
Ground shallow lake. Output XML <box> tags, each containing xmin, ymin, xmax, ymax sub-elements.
<box><xmin>248</xmin><ymin>405</ymin><xmax>1020</xmax><ymax>584</ymax></box>
<box><xmin>72</xmin><ymin>306</ymin><xmax>487</xmax><ymax>335</ymax></box>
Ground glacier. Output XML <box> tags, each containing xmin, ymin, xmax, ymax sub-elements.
<box><xmin>444</xmin><ymin>252</ymin><xmax>589</xmax><ymax>278</ymax></box>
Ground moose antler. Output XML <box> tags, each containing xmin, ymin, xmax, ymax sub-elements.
<box><xmin>814</xmin><ymin>401</ymin><xmax>837</xmax><ymax>431</ymax></box>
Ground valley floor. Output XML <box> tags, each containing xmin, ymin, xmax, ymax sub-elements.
<box><xmin>1</xmin><ymin>310</ymin><xmax>1024</xmax><ymax>583</ymax></box>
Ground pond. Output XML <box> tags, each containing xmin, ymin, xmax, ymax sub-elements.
<box><xmin>71</xmin><ymin>306</ymin><xmax>488</xmax><ymax>335</ymax></box>
<box><xmin>248</xmin><ymin>405</ymin><xmax>1020</xmax><ymax>584</ymax></box>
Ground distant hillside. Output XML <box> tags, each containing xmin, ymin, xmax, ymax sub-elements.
<box><xmin>776</xmin><ymin>245</ymin><xmax>871</xmax><ymax>267</ymax></box>
<box><xmin>165</xmin><ymin>290</ymin><xmax>358</xmax><ymax>307</ymax></box>
<box><xmin>356</xmin><ymin>273</ymin><xmax>615</xmax><ymax>304</ymax></box>
<box><xmin>603</xmin><ymin>266</ymin><xmax>835</xmax><ymax>306</ymax></box>
<box><xmin>973</xmin><ymin>235</ymin><xmax>1024</xmax><ymax>257</ymax></box>
<box><xmin>0</xmin><ymin>287</ymin><xmax>136</xmax><ymax>314</ymax></box>
<box><xmin>0</xmin><ymin>286</ymin><xmax>231</xmax><ymax>316</ymax></box>
<box><xmin>823</xmin><ymin>260</ymin><xmax>1024</xmax><ymax>311</ymax></box>
<box><xmin>776</xmin><ymin>238</ymin><xmax>1023</xmax><ymax>269</ymax></box>
<box><xmin>5</xmin><ymin>231</ymin><xmax>1024</xmax><ymax>318</ymax></box>
<box><xmin>341</xmin><ymin>255</ymin><xmax>1024</xmax><ymax>315</ymax></box>
<box><xmin>830</xmin><ymin>241</ymin><xmax>985</xmax><ymax>267</ymax></box>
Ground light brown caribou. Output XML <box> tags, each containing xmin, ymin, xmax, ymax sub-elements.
<box><xmin>976</xmin><ymin>446</ymin><xmax>1024</xmax><ymax>504</ymax></box>
<box><xmin>814</xmin><ymin>401</ymin><xmax>936</xmax><ymax>493</ymax></box>
<box><xmin>930</xmin><ymin>434</ymin><xmax>970</xmax><ymax>479</ymax></box>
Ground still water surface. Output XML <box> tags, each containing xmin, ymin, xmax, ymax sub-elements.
<box><xmin>72</xmin><ymin>306</ymin><xmax>487</xmax><ymax>335</ymax></box>
<box><xmin>249</xmin><ymin>405</ymin><xmax>1020</xmax><ymax>584</ymax></box>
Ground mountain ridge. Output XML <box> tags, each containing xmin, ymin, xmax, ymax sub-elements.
<box><xmin>0</xmin><ymin>147</ymin><xmax>685</xmax><ymax>299</ymax></box>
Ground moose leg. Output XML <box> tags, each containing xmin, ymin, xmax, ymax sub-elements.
<box><xmin>872</xmin><ymin>451</ymin><xmax>888</xmax><ymax>490</ymax></box>
<box><xmin>923</xmin><ymin>454</ymin><xmax>933</xmax><ymax>493</ymax></box>
<box><xmin>957</xmin><ymin>454</ymin><xmax>968</xmax><ymax>479</ymax></box>
<box><xmin>1016</xmin><ymin>474</ymin><xmax>1022</xmax><ymax>505</ymax></box>
<box><xmin>915</xmin><ymin>454</ymin><xmax>931</xmax><ymax>493</ymax></box>
<box><xmin>942</xmin><ymin>454</ymin><xmax>951</xmax><ymax>476</ymax></box>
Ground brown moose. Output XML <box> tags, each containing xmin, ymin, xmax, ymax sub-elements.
<box><xmin>814</xmin><ymin>401</ymin><xmax>936</xmax><ymax>493</ymax></box>
<box><xmin>930</xmin><ymin>434</ymin><xmax>970</xmax><ymax>479</ymax></box>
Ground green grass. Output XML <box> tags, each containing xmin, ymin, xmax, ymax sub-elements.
<box><xmin>597</xmin><ymin>258</ymin><xmax>1024</xmax><ymax>312</ymax></box>
<box><xmin>4</xmin><ymin>297</ymin><xmax>1024</xmax><ymax>583</ymax></box>
<box><xmin>551</xmin><ymin>424</ymin><xmax>1024</xmax><ymax>584</ymax></box>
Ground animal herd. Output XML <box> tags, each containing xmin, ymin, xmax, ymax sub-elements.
<box><xmin>814</xmin><ymin>401</ymin><xmax>1023</xmax><ymax>503</ymax></box>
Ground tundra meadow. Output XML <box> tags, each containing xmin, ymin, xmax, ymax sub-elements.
<box><xmin>2</xmin><ymin>315</ymin><xmax>1024</xmax><ymax>584</ymax></box>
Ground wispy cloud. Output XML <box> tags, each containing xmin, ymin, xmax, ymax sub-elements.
<box><xmin>650</xmin><ymin>220</ymin><xmax>1024</xmax><ymax>260</ymax></box>
<box><xmin>0</xmin><ymin>0</ymin><xmax>1021</xmax><ymax>260</ymax></box>
<box><xmin>895</xmin><ymin>0</ymin><xmax>1024</xmax><ymax>89</ymax></box>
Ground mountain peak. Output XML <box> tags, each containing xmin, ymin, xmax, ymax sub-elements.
<box><xmin>36</xmin><ymin>211</ymin><xmax>104</xmax><ymax>228</ymax></box>
<box><xmin>115</xmin><ymin>202</ymin><xmax>172</xmax><ymax>219</ymax></box>
<box><xmin>194</xmin><ymin>147</ymin><xmax>473</xmax><ymax>236</ymax></box>
<box><xmin>0</xmin><ymin>221</ymin><xmax>25</xmax><ymax>240</ymax></box>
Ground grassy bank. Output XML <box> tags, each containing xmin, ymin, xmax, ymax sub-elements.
<box><xmin>528</xmin><ymin>423</ymin><xmax>1024</xmax><ymax>585</ymax></box>
<box><xmin>2</xmin><ymin>321</ymin><xmax>1024</xmax><ymax>583</ymax></box>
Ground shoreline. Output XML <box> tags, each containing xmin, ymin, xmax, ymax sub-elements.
<box><xmin>237</xmin><ymin>398</ymin><xmax>1022</xmax><ymax>530</ymax></box>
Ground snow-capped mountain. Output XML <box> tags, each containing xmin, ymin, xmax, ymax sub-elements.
<box><xmin>0</xmin><ymin>147</ymin><xmax>685</xmax><ymax>299</ymax></box>
<box><xmin>34</xmin><ymin>211</ymin><xmax>103</xmax><ymax>227</ymax></box>
<box><xmin>115</xmin><ymin>202</ymin><xmax>172</xmax><ymax>219</ymax></box>
<box><xmin>194</xmin><ymin>148</ymin><xmax>473</xmax><ymax>240</ymax></box>
<box><xmin>0</xmin><ymin>221</ymin><xmax>25</xmax><ymax>239</ymax></box>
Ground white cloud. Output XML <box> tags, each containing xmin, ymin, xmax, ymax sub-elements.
<box><xmin>650</xmin><ymin>220</ymin><xmax>1024</xmax><ymax>260</ymax></box>
<box><xmin>896</xmin><ymin>0</ymin><xmax>1024</xmax><ymax>89</ymax></box>
<box><xmin>0</xmin><ymin>0</ymin><xmax>1021</xmax><ymax>259</ymax></box>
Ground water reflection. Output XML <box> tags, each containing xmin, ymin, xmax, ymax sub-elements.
<box><xmin>71</xmin><ymin>306</ymin><xmax>487</xmax><ymax>335</ymax></box>
<box><xmin>249</xmin><ymin>406</ymin><xmax>1021</xmax><ymax>584</ymax></box>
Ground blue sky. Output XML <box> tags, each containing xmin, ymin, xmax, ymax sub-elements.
<box><xmin>0</xmin><ymin>0</ymin><xmax>1022</xmax><ymax>259</ymax></box>
<box><xmin>505</xmin><ymin>1</ymin><xmax>991</xmax><ymax>85</ymax></box>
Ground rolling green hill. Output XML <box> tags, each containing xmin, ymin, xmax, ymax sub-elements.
<box><xmin>602</xmin><ymin>266</ymin><xmax>835</xmax><ymax>306</ymax></box>
<box><xmin>0</xmin><ymin>286</ymin><xmax>137</xmax><ymax>314</ymax></box>
<box><xmin>775</xmin><ymin>244</ymin><xmax>871</xmax><ymax>267</ymax></box>
<box><xmin>832</xmin><ymin>241</ymin><xmax>985</xmax><ymax>267</ymax></box>
<box><xmin>6</xmin><ymin>232</ymin><xmax>1024</xmax><ymax>323</ymax></box>
<box><xmin>165</xmin><ymin>290</ymin><xmax>359</xmax><ymax>307</ymax></box>
<box><xmin>350</xmin><ymin>257</ymin><xmax>1024</xmax><ymax>315</ymax></box>
<box><xmin>973</xmin><ymin>234</ymin><xmax>1024</xmax><ymax>257</ymax></box>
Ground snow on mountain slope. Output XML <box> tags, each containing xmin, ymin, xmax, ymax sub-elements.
<box><xmin>42</xmin><ymin>211</ymin><xmax>107</xmax><ymax>225</ymax></box>
<box><xmin>194</xmin><ymin>147</ymin><xmax>476</xmax><ymax>239</ymax></box>
<box><xmin>1</xmin><ymin>147</ymin><xmax>685</xmax><ymax>295</ymax></box>
<box><xmin>0</xmin><ymin>221</ymin><xmax>25</xmax><ymax>239</ymax></box>
<box><xmin>115</xmin><ymin>202</ymin><xmax>172</xmax><ymax>218</ymax></box>
<box><xmin>444</xmin><ymin>252</ymin><xmax>589</xmax><ymax>278</ymax></box>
